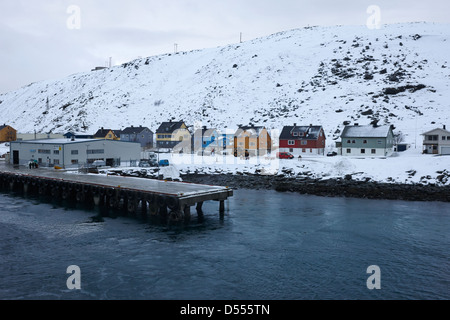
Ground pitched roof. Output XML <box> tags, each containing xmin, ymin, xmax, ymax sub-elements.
<box><xmin>341</xmin><ymin>125</ymin><xmax>392</xmax><ymax>138</ymax></box>
<box><xmin>93</xmin><ymin>128</ymin><xmax>121</xmax><ymax>138</ymax></box>
<box><xmin>192</xmin><ymin>127</ymin><xmax>217</xmax><ymax>137</ymax></box>
<box><xmin>235</xmin><ymin>125</ymin><xmax>267</xmax><ymax>137</ymax></box>
<box><xmin>0</xmin><ymin>124</ymin><xmax>14</xmax><ymax>131</ymax></box>
<box><xmin>279</xmin><ymin>125</ymin><xmax>323</xmax><ymax>140</ymax></box>
<box><xmin>121</xmin><ymin>126</ymin><xmax>152</xmax><ymax>135</ymax></box>
<box><xmin>156</xmin><ymin>121</ymin><xmax>187</xmax><ymax>134</ymax></box>
<box><xmin>421</xmin><ymin>127</ymin><xmax>450</xmax><ymax>136</ymax></box>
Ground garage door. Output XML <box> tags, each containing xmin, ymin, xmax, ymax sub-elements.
<box><xmin>441</xmin><ymin>146</ymin><xmax>450</xmax><ymax>155</ymax></box>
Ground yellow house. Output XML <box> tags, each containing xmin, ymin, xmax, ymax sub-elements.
<box><xmin>93</xmin><ymin>128</ymin><xmax>121</xmax><ymax>140</ymax></box>
<box><xmin>0</xmin><ymin>124</ymin><xmax>17</xmax><ymax>142</ymax></box>
<box><xmin>234</xmin><ymin>124</ymin><xmax>272</xmax><ymax>157</ymax></box>
<box><xmin>156</xmin><ymin>121</ymin><xmax>191</xmax><ymax>149</ymax></box>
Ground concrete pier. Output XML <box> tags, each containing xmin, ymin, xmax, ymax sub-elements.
<box><xmin>0</xmin><ymin>164</ymin><xmax>233</xmax><ymax>223</ymax></box>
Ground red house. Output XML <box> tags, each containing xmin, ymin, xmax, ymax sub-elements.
<box><xmin>279</xmin><ymin>124</ymin><xmax>326</xmax><ymax>156</ymax></box>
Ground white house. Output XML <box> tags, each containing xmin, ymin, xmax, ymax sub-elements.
<box><xmin>422</xmin><ymin>126</ymin><xmax>450</xmax><ymax>155</ymax></box>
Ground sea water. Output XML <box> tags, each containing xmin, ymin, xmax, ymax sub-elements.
<box><xmin>0</xmin><ymin>189</ymin><xmax>448</xmax><ymax>300</ymax></box>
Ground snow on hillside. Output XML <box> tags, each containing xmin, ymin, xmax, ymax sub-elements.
<box><xmin>1</xmin><ymin>22</ymin><xmax>450</xmax><ymax>151</ymax></box>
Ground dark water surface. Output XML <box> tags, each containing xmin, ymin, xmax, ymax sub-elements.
<box><xmin>0</xmin><ymin>189</ymin><xmax>448</xmax><ymax>300</ymax></box>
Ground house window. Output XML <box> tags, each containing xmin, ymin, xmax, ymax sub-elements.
<box><xmin>108</xmin><ymin>134</ymin><xmax>112</xmax><ymax>138</ymax></box>
<box><xmin>371</xmin><ymin>149</ymin><xmax>376</xmax><ymax>154</ymax></box>
<box><xmin>377</xmin><ymin>140</ymin><xmax>382</xmax><ymax>144</ymax></box>
<box><xmin>289</xmin><ymin>148</ymin><xmax>293</xmax><ymax>152</ymax></box>
<box><xmin>443</xmin><ymin>136</ymin><xmax>447</xmax><ymax>140</ymax></box>
<box><xmin>71</xmin><ymin>150</ymin><xmax>78</xmax><ymax>155</ymax></box>
<box><xmin>352</xmin><ymin>140</ymin><xmax>356</xmax><ymax>144</ymax></box>
<box><xmin>347</xmin><ymin>140</ymin><xmax>351</xmax><ymax>143</ymax></box>
<box><xmin>71</xmin><ymin>160</ymin><xmax>78</xmax><ymax>164</ymax></box>
<box><xmin>54</xmin><ymin>159</ymin><xmax>60</xmax><ymax>165</ymax></box>
<box><xmin>447</xmin><ymin>136</ymin><xmax>450</xmax><ymax>140</ymax></box>
<box><xmin>38</xmin><ymin>149</ymin><xmax>51</xmax><ymax>154</ymax></box>
<box><xmin>361</xmin><ymin>149</ymin><xmax>366</xmax><ymax>154</ymax></box>
<box><xmin>293</xmin><ymin>132</ymin><xmax>298</xmax><ymax>136</ymax></box>
<box><xmin>53</xmin><ymin>150</ymin><xmax>59</xmax><ymax>155</ymax></box>
<box><xmin>288</xmin><ymin>140</ymin><xmax>295</xmax><ymax>145</ymax></box>
<box><xmin>301</xmin><ymin>141</ymin><xmax>307</xmax><ymax>145</ymax></box>
<box><xmin>346</xmin><ymin>149</ymin><xmax>351</xmax><ymax>154</ymax></box>
<box><xmin>363</xmin><ymin>140</ymin><xmax>368</xmax><ymax>144</ymax></box>
<box><xmin>302</xmin><ymin>149</ymin><xmax>306</xmax><ymax>153</ymax></box>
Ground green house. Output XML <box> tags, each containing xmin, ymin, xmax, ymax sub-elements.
<box><xmin>340</xmin><ymin>124</ymin><xmax>395</xmax><ymax>157</ymax></box>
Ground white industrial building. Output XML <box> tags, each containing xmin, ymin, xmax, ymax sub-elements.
<box><xmin>10</xmin><ymin>138</ymin><xmax>141</xmax><ymax>168</ymax></box>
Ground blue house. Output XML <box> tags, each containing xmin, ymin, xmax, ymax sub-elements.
<box><xmin>120</xmin><ymin>125</ymin><xmax>154</xmax><ymax>149</ymax></box>
<box><xmin>192</xmin><ymin>127</ymin><xmax>220</xmax><ymax>152</ymax></box>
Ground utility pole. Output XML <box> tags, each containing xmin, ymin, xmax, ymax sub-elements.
<box><xmin>240</xmin><ymin>32</ymin><xmax>243</xmax><ymax>43</ymax></box>
<box><xmin>174</xmin><ymin>43</ymin><xmax>178</xmax><ymax>54</ymax></box>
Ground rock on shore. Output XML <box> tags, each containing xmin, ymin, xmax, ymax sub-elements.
<box><xmin>180</xmin><ymin>173</ymin><xmax>450</xmax><ymax>202</ymax></box>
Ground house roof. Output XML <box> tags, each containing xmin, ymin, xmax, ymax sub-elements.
<box><xmin>341</xmin><ymin>125</ymin><xmax>393</xmax><ymax>138</ymax></box>
<box><xmin>121</xmin><ymin>126</ymin><xmax>152</xmax><ymax>135</ymax></box>
<box><xmin>0</xmin><ymin>124</ymin><xmax>15</xmax><ymax>131</ymax></box>
<box><xmin>235</xmin><ymin>125</ymin><xmax>267</xmax><ymax>137</ymax></box>
<box><xmin>279</xmin><ymin>125</ymin><xmax>323</xmax><ymax>140</ymax></box>
<box><xmin>156</xmin><ymin>121</ymin><xmax>187</xmax><ymax>134</ymax></box>
<box><xmin>421</xmin><ymin>127</ymin><xmax>450</xmax><ymax>136</ymax></box>
<box><xmin>93</xmin><ymin>128</ymin><xmax>121</xmax><ymax>138</ymax></box>
<box><xmin>192</xmin><ymin>127</ymin><xmax>217</xmax><ymax>137</ymax></box>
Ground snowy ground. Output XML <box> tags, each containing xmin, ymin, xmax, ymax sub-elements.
<box><xmin>2</xmin><ymin>140</ymin><xmax>447</xmax><ymax>186</ymax></box>
<box><xmin>114</xmin><ymin>148</ymin><xmax>449</xmax><ymax>186</ymax></box>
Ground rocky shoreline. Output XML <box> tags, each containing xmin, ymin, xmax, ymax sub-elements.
<box><xmin>180</xmin><ymin>173</ymin><xmax>450</xmax><ymax>202</ymax></box>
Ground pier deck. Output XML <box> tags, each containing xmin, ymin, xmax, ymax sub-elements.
<box><xmin>0</xmin><ymin>163</ymin><xmax>233</xmax><ymax>222</ymax></box>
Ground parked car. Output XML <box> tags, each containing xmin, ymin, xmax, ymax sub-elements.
<box><xmin>276</xmin><ymin>152</ymin><xmax>294</xmax><ymax>159</ymax></box>
<box><xmin>327</xmin><ymin>151</ymin><xmax>338</xmax><ymax>157</ymax></box>
<box><xmin>159</xmin><ymin>159</ymin><xmax>170</xmax><ymax>167</ymax></box>
<box><xmin>92</xmin><ymin>160</ymin><xmax>106</xmax><ymax>167</ymax></box>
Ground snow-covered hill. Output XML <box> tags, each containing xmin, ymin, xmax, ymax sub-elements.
<box><xmin>1</xmin><ymin>22</ymin><xmax>449</xmax><ymax>148</ymax></box>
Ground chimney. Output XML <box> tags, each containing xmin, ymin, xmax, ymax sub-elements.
<box><xmin>444</xmin><ymin>125</ymin><xmax>447</xmax><ymax>130</ymax></box>
<box><xmin>293</xmin><ymin>123</ymin><xmax>297</xmax><ymax>127</ymax></box>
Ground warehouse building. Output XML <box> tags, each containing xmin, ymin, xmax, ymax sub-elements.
<box><xmin>9</xmin><ymin>138</ymin><xmax>141</xmax><ymax>168</ymax></box>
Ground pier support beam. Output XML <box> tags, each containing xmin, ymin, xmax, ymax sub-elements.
<box><xmin>141</xmin><ymin>199</ymin><xmax>148</xmax><ymax>219</ymax></box>
<box><xmin>23</xmin><ymin>183</ymin><xmax>29</xmax><ymax>195</ymax></box>
<box><xmin>219</xmin><ymin>200</ymin><xmax>225</xmax><ymax>214</ymax></box>
<box><xmin>196</xmin><ymin>202</ymin><xmax>203</xmax><ymax>215</ymax></box>
<box><xmin>93</xmin><ymin>195</ymin><xmax>101</xmax><ymax>206</ymax></box>
<box><xmin>184</xmin><ymin>205</ymin><xmax>191</xmax><ymax>223</ymax></box>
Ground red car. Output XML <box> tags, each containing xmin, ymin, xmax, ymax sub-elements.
<box><xmin>276</xmin><ymin>152</ymin><xmax>294</xmax><ymax>159</ymax></box>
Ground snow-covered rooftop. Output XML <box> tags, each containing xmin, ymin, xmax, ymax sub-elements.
<box><xmin>341</xmin><ymin>125</ymin><xmax>392</xmax><ymax>138</ymax></box>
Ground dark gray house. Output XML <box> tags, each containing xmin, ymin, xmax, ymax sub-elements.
<box><xmin>341</xmin><ymin>124</ymin><xmax>395</xmax><ymax>157</ymax></box>
<box><xmin>120</xmin><ymin>126</ymin><xmax>154</xmax><ymax>149</ymax></box>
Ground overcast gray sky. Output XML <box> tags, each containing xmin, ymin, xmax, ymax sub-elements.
<box><xmin>0</xmin><ymin>0</ymin><xmax>448</xmax><ymax>94</ymax></box>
